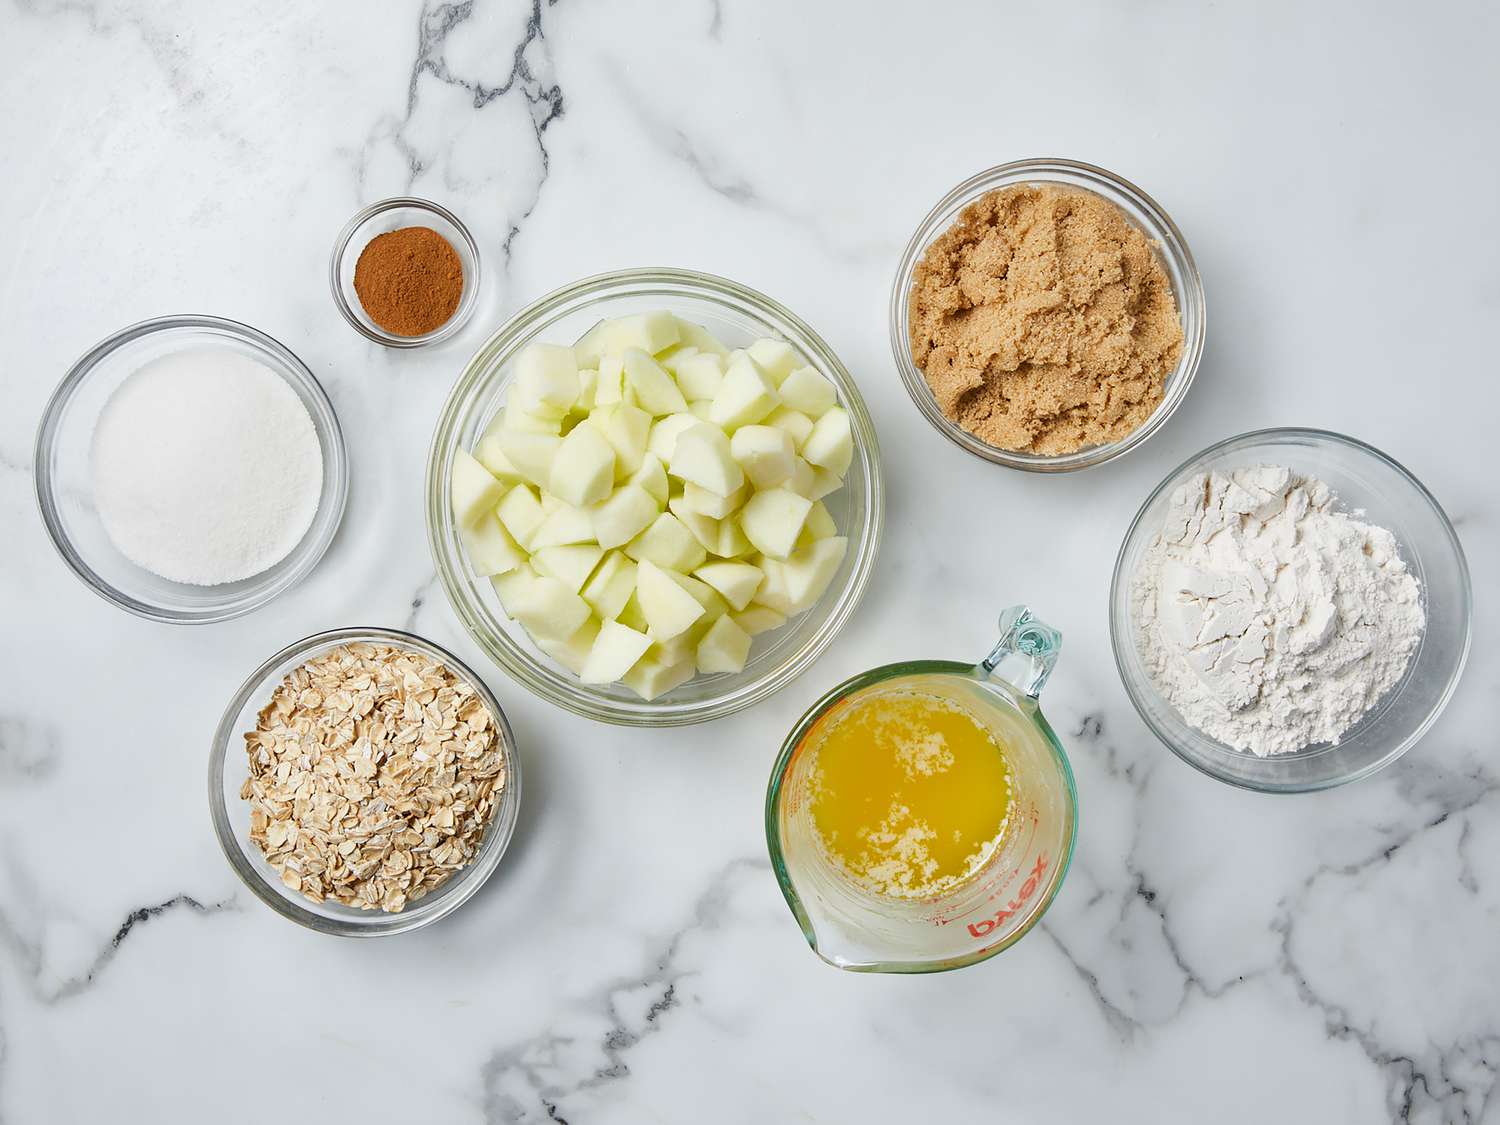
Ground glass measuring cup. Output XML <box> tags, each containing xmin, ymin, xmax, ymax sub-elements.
<box><xmin>765</xmin><ymin>606</ymin><xmax>1077</xmax><ymax>973</ymax></box>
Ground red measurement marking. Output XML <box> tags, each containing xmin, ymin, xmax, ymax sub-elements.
<box><xmin>967</xmin><ymin>853</ymin><xmax>1049</xmax><ymax>938</ymax></box>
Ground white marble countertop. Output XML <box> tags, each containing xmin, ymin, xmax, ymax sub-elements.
<box><xmin>3</xmin><ymin>1</ymin><xmax>1496</xmax><ymax>1121</ymax></box>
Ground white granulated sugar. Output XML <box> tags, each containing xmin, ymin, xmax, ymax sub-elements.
<box><xmin>1131</xmin><ymin>465</ymin><xmax>1424</xmax><ymax>756</ymax></box>
<box><xmin>90</xmin><ymin>349</ymin><xmax>323</xmax><ymax>586</ymax></box>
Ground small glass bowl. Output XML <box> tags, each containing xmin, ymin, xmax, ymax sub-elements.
<box><xmin>208</xmin><ymin>627</ymin><xmax>522</xmax><ymax>936</ymax></box>
<box><xmin>890</xmin><ymin>158</ymin><xmax>1206</xmax><ymax>473</ymax></box>
<box><xmin>330</xmin><ymin>197</ymin><xmax>481</xmax><ymax>348</ymax></box>
<box><xmin>1110</xmin><ymin>429</ymin><xmax>1472</xmax><ymax>792</ymax></box>
<box><xmin>427</xmin><ymin>267</ymin><xmax>885</xmax><ymax>726</ymax></box>
<box><xmin>34</xmin><ymin>315</ymin><xmax>348</xmax><ymax>624</ymax></box>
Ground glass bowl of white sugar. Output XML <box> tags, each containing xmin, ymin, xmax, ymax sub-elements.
<box><xmin>1109</xmin><ymin>428</ymin><xmax>1471</xmax><ymax>793</ymax></box>
<box><xmin>34</xmin><ymin>315</ymin><xmax>349</xmax><ymax>623</ymax></box>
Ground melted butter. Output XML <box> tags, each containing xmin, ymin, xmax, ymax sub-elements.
<box><xmin>804</xmin><ymin>689</ymin><xmax>1012</xmax><ymax>899</ymax></box>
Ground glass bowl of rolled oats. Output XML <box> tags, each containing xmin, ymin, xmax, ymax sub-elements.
<box><xmin>209</xmin><ymin>627</ymin><xmax>521</xmax><ymax>936</ymax></box>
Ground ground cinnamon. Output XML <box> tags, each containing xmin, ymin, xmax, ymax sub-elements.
<box><xmin>353</xmin><ymin>226</ymin><xmax>464</xmax><ymax>337</ymax></box>
<box><xmin>908</xmin><ymin>184</ymin><xmax>1183</xmax><ymax>455</ymax></box>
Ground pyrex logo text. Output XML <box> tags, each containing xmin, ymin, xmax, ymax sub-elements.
<box><xmin>967</xmin><ymin>853</ymin><xmax>1049</xmax><ymax>939</ymax></box>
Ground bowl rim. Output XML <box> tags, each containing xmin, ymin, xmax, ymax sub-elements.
<box><xmin>329</xmin><ymin>195</ymin><xmax>482</xmax><ymax>349</ymax></box>
<box><xmin>425</xmin><ymin>266</ymin><xmax>885</xmax><ymax>726</ymax></box>
<box><xmin>32</xmin><ymin>313</ymin><xmax>349</xmax><ymax>624</ymax></box>
<box><xmin>207</xmin><ymin>625</ymin><xmax>523</xmax><ymax>936</ymax></box>
<box><xmin>889</xmin><ymin>157</ymin><xmax>1207</xmax><ymax>473</ymax></box>
<box><xmin>1108</xmin><ymin>426</ymin><xmax>1473</xmax><ymax>793</ymax></box>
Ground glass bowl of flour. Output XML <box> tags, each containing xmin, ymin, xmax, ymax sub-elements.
<box><xmin>1110</xmin><ymin>428</ymin><xmax>1471</xmax><ymax>792</ymax></box>
<box><xmin>35</xmin><ymin>315</ymin><xmax>348</xmax><ymax>623</ymax></box>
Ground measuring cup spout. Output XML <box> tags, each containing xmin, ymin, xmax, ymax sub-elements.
<box><xmin>980</xmin><ymin>605</ymin><xmax>1061</xmax><ymax>699</ymax></box>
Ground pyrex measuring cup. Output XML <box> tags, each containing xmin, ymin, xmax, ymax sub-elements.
<box><xmin>765</xmin><ymin>606</ymin><xmax>1077</xmax><ymax>973</ymax></box>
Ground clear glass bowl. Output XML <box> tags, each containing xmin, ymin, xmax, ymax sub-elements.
<box><xmin>889</xmin><ymin>158</ymin><xmax>1206</xmax><ymax>473</ymax></box>
<box><xmin>34</xmin><ymin>315</ymin><xmax>348</xmax><ymax>624</ymax></box>
<box><xmin>208</xmin><ymin>627</ymin><xmax>522</xmax><ymax>936</ymax></box>
<box><xmin>1109</xmin><ymin>429</ymin><xmax>1472</xmax><ymax>792</ymax></box>
<box><xmin>330</xmin><ymin>196</ymin><xmax>481</xmax><ymax>348</ymax></box>
<box><xmin>426</xmin><ymin>267</ymin><xmax>885</xmax><ymax>726</ymax></box>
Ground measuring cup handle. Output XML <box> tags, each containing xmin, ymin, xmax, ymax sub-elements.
<box><xmin>979</xmin><ymin>606</ymin><xmax>1062</xmax><ymax>699</ymax></box>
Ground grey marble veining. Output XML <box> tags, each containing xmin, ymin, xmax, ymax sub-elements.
<box><xmin>2</xmin><ymin>0</ymin><xmax>1497</xmax><ymax>1122</ymax></box>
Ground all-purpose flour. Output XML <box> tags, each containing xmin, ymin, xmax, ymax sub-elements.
<box><xmin>91</xmin><ymin>349</ymin><xmax>323</xmax><ymax>585</ymax></box>
<box><xmin>1131</xmin><ymin>465</ymin><xmax>1424</xmax><ymax>756</ymax></box>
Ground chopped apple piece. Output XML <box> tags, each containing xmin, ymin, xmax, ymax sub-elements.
<box><xmin>496</xmin><ymin>484</ymin><xmax>546</xmax><ymax>549</ymax></box>
<box><xmin>581</xmin><ymin>550</ymin><xmax>637</xmax><ymax>619</ymax></box>
<box><xmin>801</xmin><ymin>500</ymin><xmax>837</xmax><ymax>541</ymax></box>
<box><xmin>751</xmin><ymin>556</ymin><xmax>793</xmax><ymax>614</ymax></box>
<box><xmin>622</xmin><ymin>348</ymin><xmax>688</xmax><ymax>416</ymax></box>
<box><xmin>710</xmin><ymin>352</ymin><xmax>780</xmax><ymax>430</ymax></box>
<box><xmin>806</xmin><ymin>465</ymin><xmax>843</xmax><ymax>501</ymax></box>
<box><xmin>512</xmin><ymin>575</ymin><xmax>592</xmax><ymax>641</ymax></box>
<box><xmin>693</xmin><ymin>560</ymin><xmax>763</xmax><ymax>611</ymax></box>
<box><xmin>763</xmin><ymin>407</ymin><xmax>814</xmax><ymax>451</ymax></box>
<box><xmin>713</xmin><ymin>518</ymin><xmax>752</xmax><ymax>558</ymax></box>
<box><xmin>674</xmin><ymin>316</ymin><xmax>731</xmax><ymax>358</ymax></box>
<box><xmin>494</xmin><ymin>430</ymin><xmax>561</xmax><ymax>489</ymax></box>
<box><xmin>625</xmin><ymin>512</ymin><xmax>707</xmax><ymax>572</ymax></box>
<box><xmin>668</xmin><ymin>496</ymin><xmax>721</xmax><ymax>552</ymax></box>
<box><xmin>502</xmin><ymin>402</ymin><xmax>564</xmax><ymax>433</ymax></box>
<box><xmin>622</xmin><ymin>652</ymin><xmax>695</xmax><ymax>701</ymax></box>
<box><xmin>580</xmin><ymin>620</ymin><xmax>653</xmax><ymax>684</ymax></box>
<box><xmin>786</xmin><ymin>457</ymin><xmax>816</xmax><ymax>497</ymax></box>
<box><xmin>513</xmin><ymin>343</ymin><xmax>580</xmax><ymax>416</ymax></box>
<box><xmin>803</xmin><ymin>407</ymin><xmax>853</xmax><ymax>475</ymax></box>
<box><xmin>746</xmin><ymin>338</ymin><xmax>804</xmax><ymax>386</ymax></box>
<box><xmin>675</xmin><ymin>352</ymin><xmax>724</xmax><ymax>401</ymax></box>
<box><xmin>659</xmin><ymin>345</ymin><xmax>699</xmax><ymax>377</ymax></box>
<box><xmin>532</xmin><ymin>544</ymin><xmax>605</xmax><ymax>593</ymax></box>
<box><xmin>629</xmin><ymin>453</ymin><xmax>669</xmax><ymax>505</ymax></box>
<box><xmin>617</xmin><ymin>591</ymin><xmax>649</xmax><ymax>632</ymax></box>
<box><xmin>459</xmin><ymin>513</ymin><xmax>526</xmax><ymax>577</ymax></box>
<box><xmin>635</xmin><ymin>560</ymin><xmax>705</xmax><ymax>640</ymax></box>
<box><xmin>549</xmin><ymin>422</ymin><xmax>616</xmax><ymax>507</ymax></box>
<box><xmin>782</xmin><ymin>536</ymin><xmax>848</xmax><ymax>612</ymax></box>
<box><xmin>777</xmin><ymin>366</ymin><xmax>837</xmax><ymax>417</ymax></box>
<box><xmin>473</xmin><ymin>433</ymin><xmax>527</xmax><ymax>484</ymax></box>
<box><xmin>607</xmin><ymin>312</ymin><xmax>681</xmax><ymax>356</ymax></box>
<box><xmin>535</xmin><ymin>617</ymin><xmax>600</xmax><ymax>676</ymax></box>
<box><xmin>590</xmin><ymin>484</ymin><xmax>660</xmax><ymax>549</ymax></box>
<box><xmin>696</xmin><ymin>615</ymin><xmax>752</xmax><ymax>674</ymax></box>
<box><xmin>529</xmin><ymin>502</ymin><xmax>595</xmax><ymax>549</ymax></box>
<box><xmin>593</xmin><ymin>352</ymin><xmax>625</xmax><ymax>406</ymax></box>
<box><xmin>666</xmin><ymin>569</ymin><xmax>728</xmax><ymax>619</ymax></box>
<box><xmin>731</xmin><ymin>605</ymin><xmax>785</xmax><ymax>636</ymax></box>
<box><xmin>575</xmin><ymin>368</ymin><xmax>598</xmax><ymax>413</ymax></box>
<box><xmin>681</xmin><ymin>480</ymin><xmax>748</xmax><ymax>519</ymax></box>
<box><xmin>490</xmin><ymin>562</ymin><xmax>538</xmax><ymax>616</ymax></box>
<box><xmin>739</xmin><ymin>487</ymin><xmax>813</xmax><ymax>559</ymax></box>
<box><xmin>451</xmin><ymin>448</ymin><xmax>506</xmax><ymax>527</ymax></box>
<box><xmin>599</xmin><ymin>402</ymin><xmax>651</xmax><ymax>479</ymax></box>
<box><xmin>646</xmin><ymin>413</ymin><xmax>701</xmax><ymax>463</ymax></box>
<box><xmin>671</xmin><ymin>423</ymin><xmax>744</xmax><ymax>496</ymax></box>
<box><xmin>730</xmin><ymin>425</ymin><xmax>795</xmax><ymax>488</ymax></box>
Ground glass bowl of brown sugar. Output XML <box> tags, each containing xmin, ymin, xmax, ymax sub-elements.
<box><xmin>330</xmin><ymin>197</ymin><xmax>482</xmax><ymax>348</ymax></box>
<box><xmin>889</xmin><ymin>158</ymin><xmax>1206</xmax><ymax>473</ymax></box>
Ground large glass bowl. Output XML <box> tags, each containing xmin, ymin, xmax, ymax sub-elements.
<box><xmin>1109</xmin><ymin>429</ymin><xmax>1471</xmax><ymax>792</ymax></box>
<box><xmin>34</xmin><ymin>315</ymin><xmax>348</xmax><ymax>623</ymax></box>
<box><xmin>890</xmin><ymin>158</ymin><xmax>1206</xmax><ymax>473</ymax></box>
<box><xmin>426</xmin><ymin>268</ymin><xmax>885</xmax><ymax>726</ymax></box>
<box><xmin>208</xmin><ymin>627</ymin><xmax>522</xmax><ymax>936</ymax></box>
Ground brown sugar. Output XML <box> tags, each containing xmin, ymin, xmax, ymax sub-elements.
<box><xmin>908</xmin><ymin>184</ymin><xmax>1183</xmax><ymax>456</ymax></box>
<box><xmin>353</xmin><ymin>226</ymin><xmax>464</xmax><ymax>337</ymax></box>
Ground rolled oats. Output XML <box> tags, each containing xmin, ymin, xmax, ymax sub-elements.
<box><xmin>241</xmin><ymin>642</ymin><xmax>505</xmax><ymax>913</ymax></box>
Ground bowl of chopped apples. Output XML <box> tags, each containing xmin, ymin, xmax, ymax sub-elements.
<box><xmin>426</xmin><ymin>268</ymin><xmax>884</xmax><ymax>725</ymax></box>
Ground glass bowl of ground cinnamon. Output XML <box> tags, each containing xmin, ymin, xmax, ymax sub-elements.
<box><xmin>331</xmin><ymin>197</ymin><xmax>481</xmax><ymax>348</ymax></box>
<box><xmin>890</xmin><ymin>158</ymin><xmax>1205</xmax><ymax>472</ymax></box>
